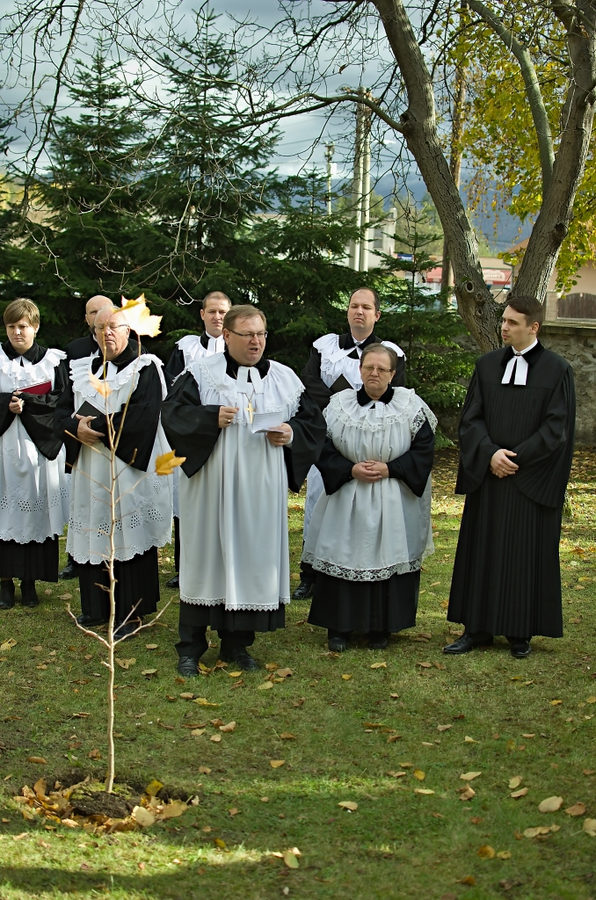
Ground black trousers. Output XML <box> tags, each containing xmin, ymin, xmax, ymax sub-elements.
<box><xmin>176</xmin><ymin>625</ymin><xmax>254</xmax><ymax>659</ymax></box>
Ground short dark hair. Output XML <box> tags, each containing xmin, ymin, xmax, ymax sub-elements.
<box><xmin>223</xmin><ymin>304</ymin><xmax>267</xmax><ymax>332</ymax></box>
<box><xmin>360</xmin><ymin>343</ymin><xmax>398</xmax><ymax>372</ymax></box>
<box><xmin>349</xmin><ymin>287</ymin><xmax>380</xmax><ymax>312</ymax></box>
<box><xmin>506</xmin><ymin>295</ymin><xmax>544</xmax><ymax>328</ymax></box>
<box><xmin>203</xmin><ymin>291</ymin><xmax>231</xmax><ymax>310</ymax></box>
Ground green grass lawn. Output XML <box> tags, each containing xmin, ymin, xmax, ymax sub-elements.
<box><xmin>0</xmin><ymin>449</ymin><xmax>595</xmax><ymax>899</ymax></box>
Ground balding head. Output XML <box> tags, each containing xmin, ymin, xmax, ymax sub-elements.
<box><xmin>85</xmin><ymin>295</ymin><xmax>114</xmax><ymax>335</ymax></box>
<box><xmin>94</xmin><ymin>307</ymin><xmax>130</xmax><ymax>360</ymax></box>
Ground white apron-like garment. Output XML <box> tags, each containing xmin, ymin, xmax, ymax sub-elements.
<box><xmin>0</xmin><ymin>347</ymin><xmax>69</xmax><ymax>543</ymax></box>
<box><xmin>303</xmin><ymin>332</ymin><xmax>405</xmax><ymax>537</ymax></box>
<box><xmin>67</xmin><ymin>354</ymin><xmax>173</xmax><ymax>565</ymax></box>
<box><xmin>179</xmin><ymin>353</ymin><xmax>303</xmax><ymax>611</ymax></box>
<box><xmin>303</xmin><ymin>388</ymin><xmax>435</xmax><ymax>581</ymax></box>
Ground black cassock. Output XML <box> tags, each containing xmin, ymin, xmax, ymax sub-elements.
<box><xmin>55</xmin><ymin>342</ymin><xmax>165</xmax><ymax>623</ymax></box>
<box><xmin>448</xmin><ymin>342</ymin><xmax>575</xmax><ymax>638</ymax></box>
<box><xmin>0</xmin><ymin>342</ymin><xmax>67</xmax><ymax>580</ymax></box>
<box><xmin>161</xmin><ymin>352</ymin><xmax>326</xmax><ymax>647</ymax></box>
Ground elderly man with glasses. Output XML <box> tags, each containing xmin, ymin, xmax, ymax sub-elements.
<box><xmin>55</xmin><ymin>306</ymin><xmax>172</xmax><ymax>637</ymax></box>
<box><xmin>162</xmin><ymin>304</ymin><xmax>326</xmax><ymax>673</ymax></box>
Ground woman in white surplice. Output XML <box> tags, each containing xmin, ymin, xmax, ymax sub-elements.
<box><xmin>0</xmin><ymin>298</ymin><xmax>69</xmax><ymax>610</ymax></box>
<box><xmin>303</xmin><ymin>344</ymin><xmax>436</xmax><ymax>652</ymax></box>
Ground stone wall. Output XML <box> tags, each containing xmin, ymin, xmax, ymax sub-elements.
<box><xmin>540</xmin><ymin>321</ymin><xmax>596</xmax><ymax>446</ymax></box>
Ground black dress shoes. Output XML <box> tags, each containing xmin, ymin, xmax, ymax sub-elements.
<box><xmin>59</xmin><ymin>562</ymin><xmax>77</xmax><ymax>580</ymax></box>
<box><xmin>166</xmin><ymin>574</ymin><xmax>179</xmax><ymax>589</ymax></box>
<box><xmin>291</xmin><ymin>580</ymin><xmax>314</xmax><ymax>600</ymax></box>
<box><xmin>509</xmin><ymin>638</ymin><xmax>532</xmax><ymax>658</ymax></box>
<box><xmin>443</xmin><ymin>632</ymin><xmax>493</xmax><ymax>654</ymax></box>
<box><xmin>21</xmin><ymin>580</ymin><xmax>39</xmax><ymax>608</ymax></box>
<box><xmin>220</xmin><ymin>647</ymin><xmax>259</xmax><ymax>671</ymax></box>
<box><xmin>76</xmin><ymin>614</ymin><xmax>108</xmax><ymax>627</ymax></box>
<box><xmin>177</xmin><ymin>656</ymin><xmax>199</xmax><ymax>677</ymax></box>
<box><xmin>0</xmin><ymin>579</ymin><xmax>15</xmax><ymax>609</ymax></box>
<box><xmin>368</xmin><ymin>632</ymin><xmax>389</xmax><ymax>650</ymax></box>
<box><xmin>328</xmin><ymin>632</ymin><xmax>349</xmax><ymax>652</ymax></box>
<box><xmin>114</xmin><ymin>619</ymin><xmax>141</xmax><ymax>640</ymax></box>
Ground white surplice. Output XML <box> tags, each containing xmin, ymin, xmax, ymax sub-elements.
<box><xmin>179</xmin><ymin>353</ymin><xmax>303</xmax><ymax>611</ymax></box>
<box><xmin>67</xmin><ymin>354</ymin><xmax>173</xmax><ymax>565</ymax></box>
<box><xmin>303</xmin><ymin>388</ymin><xmax>436</xmax><ymax>580</ymax></box>
<box><xmin>0</xmin><ymin>346</ymin><xmax>69</xmax><ymax>543</ymax></box>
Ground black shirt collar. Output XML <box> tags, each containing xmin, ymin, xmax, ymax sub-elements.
<box><xmin>357</xmin><ymin>384</ymin><xmax>394</xmax><ymax>406</ymax></box>
<box><xmin>91</xmin><ymin>341</ymin><xmax>137</xmax><ymax>373</ymax></box>
<box><xmin>343</xmin><ymin>332</ymin><xmax>378</xmax><ymax>351</ymax></box>
<box><xmin>224</xmin><ymin>349</ymin><xmax>270</xmax><ymax>379</ymax></box>
<box><xmin>2</xmin><ymin>340</ymin><xmax>45</xmax><ymax>363</ymax></box>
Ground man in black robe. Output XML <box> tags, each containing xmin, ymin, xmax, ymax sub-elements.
<box><xmin>162</xmin><ymin>305</ymin><xmax>326</xmax><ymax>673</ymax></box>
<box><xmin>444</xmin><ymin>296</ymin><xmax>575</xmax><ymax>659</ymax></box>
<box><xmin>293</xmin><ymin>286</ymin><xmax>406</xmax><ymax>599</ymax></box>
<box><xmin>65</xmin><ymin>295</ymin><xmax>114</xmax><ymax>362</ymax></box>
<box><xmin>55</xmin><ymin>307</ymin><xmax>171</xmax><ymax>636</ymax></box>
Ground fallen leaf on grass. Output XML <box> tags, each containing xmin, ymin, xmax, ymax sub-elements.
<box><xmin>283</xmin><ymin>847</ymin><xmax>301</xmax><ymax>868</ymax></box>
<box><xmin>497</xmin><ymin>851</ymin><xmax>512</xmax><ymax>860</ymax></box>
<box><xmin>145</xmin><ymin>780</ymin><xmax>164</xmax><ymax>797</ymax></box>
<box><xmin>341</xmin><ymin>674</ymin><xmax>352</xmax><ymax>681</ymax></box>
<box><xmin>159</xmin><ymin>800</ymin><xmax>187</xmax><ymax>819</ymax></box>
<box><xmin>88</xmin><ymin>749</ymin><xmax>101</xmax><ymax>760</ymax></box>
<box><xmin>587</xmin><ymin>696</ymin><xmax>596</xmax><ymax>704</ymax></box>
<box><xmin>460</xmin><ymin>772</ymin><xmax>482</xmax><ymax>782</ymax></box>
<box><xmin>338</xmin><ymin>801</ymin><xmax>358</xmax><ymax>811</ymax></box>
<box><xmin>565</xmin><ymin>802</ymin><xmax>586</xmax><ymax>817</ymax></box>
<box><xmin>214</xmin><ymin>838</ymin><xmax>226</xmax><ymax>849</ymax></box>
<box><xmin>370</xmin><ymin>662</ymin><xmax>387</xmax><ymax>669</ymax></box>
<box><xmin>459</xmin><ymin>786</ymin><xmax>476</xmax><ymax>801</ymax></box>
<box><xmin>193</xmin><ymin>698</ymin><xmax>219</xmax><ymax>707</ymax></box>
<box><xmin>524</xmin><ymin>825</ymin><xmax>560</xmax><ymax>838</ymax></box>
<box><xmin>280</xmin><ymin>733</ymin><xmax>296</xmax><ymax>740</ymax></box>
<box><xmin>26</xmin><ymin>757</ymin><xmax>46</xmax><ymax>765</ymax></box>
<box><xmin>413</xmin><ymin>769</ymin><xmax>425</xmax><ymax>781</ymax></box>
<box><xmin>228</xmin><ymin>808</ymin><xmax>239</xmax><ymax>817</ymax></box>
<box><xmin>511</xmin><ymin>788</ymin><xmax>528</xmax><ymax>799</ymax></box>
<box><xmin>538</xmin><ymin>796</ymin><xmax>563</xmax><ymax>813</ymax></box>
<box><xmin>226</xmin><ymin>671</ymin><xmax>243</xmax><ymax>678</ymax></box>
<box><xmin>509</xmin><ymin>776</ymin><xmax>522</xmax><ymax>789</ymax></box>
<box><xmin>219</xmin><ymin>721</ymin><xmax>236</xmax><ymax>733</ymax></box>
<box><xmin>145</xmin><ymin>644</ymin><xmax>158</xmax><ymax>650</ymax></box>
<box><xmin>437</xmin><ymin>724</ymin><xmax>452</xmax><ymax>732</ymax></box>
<box><xmin>258</xmin><ymin>682</ymin><xmax>274</xmax><ymax>690</ymax></box>
<box><xmin>210</xmin><ymin>735</ymin><xmax>222</xmax><ymax>743</ymax></box>
<box><xmin>179</xmin><ymin>692</ymin><xmax>194</xmax><ymax>700</ymax></box>
<box><xmin>59</xmin><ymin>593</ymin><xmax>73</xmax><ymax>601</ymax></box>
<box><xmin>583</xmin><ymin>818</ymin><xmax>596</xmax><ymax>836</ymax></box>
<box><xmin>464</xmin><ymin>736</ymin><xmax>479</xmax><ymax>743</ymax></box>
<box><xmin>417</xmin><ymin>662</ymin><xmax>432</xmax><ymax>669</ymax></box>
<box><xmin>115</xmin><ymin>658</ymin><xmax>136</xmax><ymax>670</ymax></box>
<box><xmin>132</xmin><ymin>806</ymin><xmax>155</xmax><ymax>827</ymax></box>
<box><xmin>270</xmin><ymin>760</ymin><xmax>285</xmax><ymax>768</ymax></box>
<box><xmin>550</xmin><ymin>699</ymin><xmax>563</xmax><ymax>706</ymax></box>
<box><xmin>198</xmin><ymin>766</ymin><xmax>211</xmax><ymax>775</ymax></box>
<box><xmin>141</xmin><ymin>669</ymin><xmax>158</xmax><ymax>678</ymax></box>
<box><xmin>191</xmin><ymin>729</ymin><xmax>206</xmax><ymax>737</ymax></box>
<box><xmin>457</xmin><ymin>876</ymin><xmax>475</xmax><ymax>886</ymax></box>
<box><xmin>387</xmin><ymin>771</ymin><xmax>406</xmax><ymax>778</ymax></box>
<box><xmin>478</xmin><ymin>845</ymin><xmax>495</xmax><ymax>859</ymax></box>
<box><xmin>276</xmin><ymin>668</ymin><xmax>294</xmax><ymax>678</ymax></box>
<box><xmin>414</xmin><ymin>789</ymin><xmax>435</xmax><ymax>795</ymax></box>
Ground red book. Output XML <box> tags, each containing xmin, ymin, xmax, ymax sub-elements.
<box><xmin>18</xmin><ymin>381</ymin><xmax>52</xmax><ymax>396</ymax></box>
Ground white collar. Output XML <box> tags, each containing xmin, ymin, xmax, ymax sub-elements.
<box><xmin>501</xmin><ymin>339</ymin><xmax>538</xmax><ymax>386</ymax></box>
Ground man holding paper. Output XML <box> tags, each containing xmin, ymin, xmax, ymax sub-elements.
<box><xmin>162</xmin><ymin>305</ymin><xmax>325</xmax><ymax>673</ymax></box>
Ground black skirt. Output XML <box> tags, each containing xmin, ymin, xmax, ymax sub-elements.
<box><xmin>179</xmin><ymin>601</ymin><xmax>285</xmax><ymax>634</ymax></box>
<box><xmin>308</xmin><ymin>569</ymin><xmax>420</xmax><ymax>634</ymax></box>
<box><xmin>448</xmin><ymin>475</ymin><xmax>563</xmax><ymax>638</ymax></box>
<box><xmin>77</xmin><ymin>546</ymin><xmax>160</xmax><ymax>622</ymax></box>
<box><xmin>0</xmin><ymin>536</ymin><xmax>59</xmax><ymax>581</ymax></box>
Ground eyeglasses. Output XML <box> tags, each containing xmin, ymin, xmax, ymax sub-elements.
<box><xmin>361</xmin><ymin>365</ymin><xmax>393</xmax><ymax>375</ymax></box>
<box><xmin>96</xmin><ymin>324</ymin><xmax>129</xmax><ymax>334</ymax></box>
<box><xmin>228</xmin><ymin>330</ymin><xmax>268</xmax><ymax>340</ymax></box>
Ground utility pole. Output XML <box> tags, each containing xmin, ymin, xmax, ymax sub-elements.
<box><xmin>349</xmin><ymin>88</ymin><xmax>372</xmax><ymax>271</ymax></box>
<box><xmin>325</xmin><ymin>143</ymin><xmax>334</xmax><ymax>216</ymax></box>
